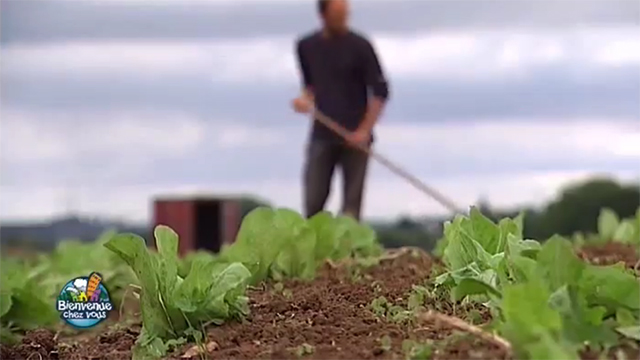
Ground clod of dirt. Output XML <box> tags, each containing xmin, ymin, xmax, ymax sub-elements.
<box><xmin>181</xmin><ymin>341</ymin><xmax>219</xmax><ymax>358</ymax></box>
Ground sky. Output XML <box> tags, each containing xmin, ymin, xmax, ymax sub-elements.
<box><xmin>1</xmin><ymin>0</ymin><xmax>639</xmax><ymax>223</ymax></box>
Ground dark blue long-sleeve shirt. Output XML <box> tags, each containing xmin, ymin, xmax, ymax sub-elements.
<box><xmin>296</xmin><ymin>30</ymin><xmax>389</xmax><ymax>142</ymax></box>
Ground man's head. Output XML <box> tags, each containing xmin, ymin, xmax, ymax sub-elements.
<box><xmin>318</xmin><ymin>0</ymin><xmax>350</xmax><ymax>34</ymax></box>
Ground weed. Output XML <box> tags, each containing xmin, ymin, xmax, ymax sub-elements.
<box><xmin>272</xmin><ymin>282</ymin><xmax>294</xmax><ymax>300</ymax></box>
<box><xmin>402</xmin><ymin>339</ymin><xmax>433</xmax><ymax>360</ymax></box>
<box><xmin>370</xmin><ymin>296</ymin><xmax>414</xmax><ymax>324</ymax></box>
<box><xmin>293</xmin><ymin>343</ymin><xmax>315</xmax><ymax>357</ymax></box>
<box><xmin>379</xmin><ymin>335</ymin><xmax>392</xmax><ymax>352</ymax></box>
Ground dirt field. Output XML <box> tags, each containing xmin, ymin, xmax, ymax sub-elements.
<box><xmin>2</xmin><ymin>244</ymin><xmax>638</xmax><ymax>360</ymax></box>
<box><xmin>578</xmin><ymin>242</ymin><xmax>639</xmax><ymax>270</ymax></box>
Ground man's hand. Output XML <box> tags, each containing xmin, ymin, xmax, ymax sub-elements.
<box><xmin>292</xmin><ymin>96</ymin><xmax>313</xmax><ymax>114</ymax></box>
<box><xmin>347</xmin><ymin>128</ymin><xmax>370</xmax><ymax>147</ymax></box>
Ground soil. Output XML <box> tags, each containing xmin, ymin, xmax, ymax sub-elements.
<box><xmin>2</xmin><ymin>246</ymin><xmax>638</xmax><ymax>360</ymax></box>
<box><xmin>578</xmin><ymin>242</ymin><xmax>640</xmax><ymax>270</ymax></box>
<box><xmin>0</xmin><ymin>250</ymin><xmax>509</xmax><ymax>360</ymax></box>
<box><xmin>168</xmin><ymin>250</ymin><xmax>507</xmax><ymax>360</ymax></box>
<box><xmin>1</xmin><ymin>329</ymin><xmax>56</xmax><ymax>360</ymax></box>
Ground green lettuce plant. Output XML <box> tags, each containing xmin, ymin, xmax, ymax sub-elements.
<box><xmin>0</xmin><ymin>230</ymin><xmax>137</xmax><ymax>343</ymax></box>
<box><xmin>219</xmin><ymin>207</ymin><xmax>382</xmax><ymax>284</ymax></box>
<box><xmin>435</xmin><ymin>207</ymin><xmax>640</xmax><ymax>359</ymax></box>
<box><xmin>104</xmin><ymin>226</ymin><xmax>251</xmax><ymax>359</ymax></box>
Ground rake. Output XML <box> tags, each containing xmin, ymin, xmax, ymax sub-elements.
<box><xmin>312</xmin><ymin>108</ymin><xmax>464</xmax><ymax>215</ymax></box>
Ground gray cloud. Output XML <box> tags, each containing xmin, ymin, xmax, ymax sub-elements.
<box><xmin>2</xmin><ymin>0</ymin><xmax>639</xmax><ymax>43</ymax></box>
<box><xmin>2</xmin><ymin>102</ymin><xmax>638</xmax><ymax>189</ymax></box>
<box><xmin>2</xmin><ymin>0</ymin><xmax>639</xmax><ymax>220</ymax></box>
<box><xmin>93</xmin><ymin>145</ymin><xmax>640</xmax><ymax>186</ymax></box>
<box><xmin>1</xmin><ymin>126</ymin><xmax>638</xmax><ymax>188</ymax></box>
<box><xmin>3</xmin><ymin>64</ymin><xmax>638</xmax><ymax>124</ymax></box>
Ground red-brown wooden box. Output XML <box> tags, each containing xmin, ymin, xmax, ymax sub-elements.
<box><xmin>152</xmin><ymin>196</ymin><xmax>241</xmax><ymax>256</ymax></box>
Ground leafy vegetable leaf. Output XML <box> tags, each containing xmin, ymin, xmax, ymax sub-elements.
<box><xmin>500</xmin><ymin>281</ymin><xmax>578</xmax><ymax>360</ymax></box>
<box><xmin>616</xmin><ymin>326</ymin><xmax>640</xmax><ymax>341</ymax></box>
<box><xmin>578</xmin><ymin>264</ymin><xmax>640</xmax><ymax>312</ymax></box>
<box><xmin>598</xmin><ymin>208</ymin><xmax>619</xmax><ymax>240</ymax></box>
<box><xmin>104</xmin><ymin>233</ymin><xmax>176</xmax><ymax>340</ymax></box>
<box><xmin>451</xmin><ymin>277</ymin><xmax>501</xmax><ymax>301</ymax></box>
<box><xmin>536</xmin><ymin>236</ymin><xmax>584</xmax><ymax>291</ymax></box>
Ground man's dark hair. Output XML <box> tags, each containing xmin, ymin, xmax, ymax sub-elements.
<box><xmin>317</xmin><ymin>0</ymin><xmax>331</xmax><ymax>15</ymax></box>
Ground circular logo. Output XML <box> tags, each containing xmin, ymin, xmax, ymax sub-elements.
<box><xmin>56</xmin><ymin>272</ymin><xmax>113</xmax><ymax>328</ymax></box>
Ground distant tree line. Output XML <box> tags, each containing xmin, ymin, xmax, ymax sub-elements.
<box><xmin>235</xmin><ymin>177</ymin><xmax>639</xmax><ymax>252</ymax></box>
<box><xmin>1</xmin><ymin>177</ymin><xmax>637</xmax><ymax>254</ymax></box>
<box><xmin>375</xmin><ymin>177</ymin><xmax>640</xmax><ymax>251</ymax></box>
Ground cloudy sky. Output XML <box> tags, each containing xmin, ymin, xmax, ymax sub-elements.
<box><xmin>1</xmin><ymin>0</ymin><xmax>639</xmax><ymax>223</ymax></box>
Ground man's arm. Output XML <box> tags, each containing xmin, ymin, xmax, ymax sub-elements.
<box><xmin>358</xmin><ymin>39</ymin><xmax>389</xmax><ymax>134</ymax></box>
<box><xmin>296</xmin><ymin>40</ymin><xmax>315</xmax><ymax>102</ymax></box>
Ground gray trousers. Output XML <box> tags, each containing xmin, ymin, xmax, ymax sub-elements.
<box><xmin>303</xmin><ymin>140</ymin><xmax>370</xmax><ymax>221</ymax></box>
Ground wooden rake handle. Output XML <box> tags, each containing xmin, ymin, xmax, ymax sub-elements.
<box><xmin>311</xmin><ymin>109</ymin><xmax>464</xmax><ymax>215</ymax></box>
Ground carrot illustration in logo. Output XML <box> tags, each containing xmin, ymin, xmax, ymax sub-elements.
<box><xmin>86</xmin><ymin>272</ymin><xmax>103</xmax><ymax>301</ymax></box>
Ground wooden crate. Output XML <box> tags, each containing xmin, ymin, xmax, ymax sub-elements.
<box><xmin>152</xmin><ymin>196</ymin><xmax>241</xmax><ymax>256</ymax></box>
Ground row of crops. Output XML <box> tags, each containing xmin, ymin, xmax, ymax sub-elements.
<box><xmin>434</xmin><ymin>208</ymin><xmax>640</xmax><ymax>359</ymax></box>
<box><xmin>1</xmin><ymin>209</ymin><xmax>383</xmax><ymax>358</ymax></box>
<box><xmin>1</xmin><ymin>207</ymin><xmax>639</xmax><ymax>359</ymax></box>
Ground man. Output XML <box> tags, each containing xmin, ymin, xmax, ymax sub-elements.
<box><xmin>292</xmin><ymin>0</ymin><xmax>389</xmax><ymax>221</ymax></box>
